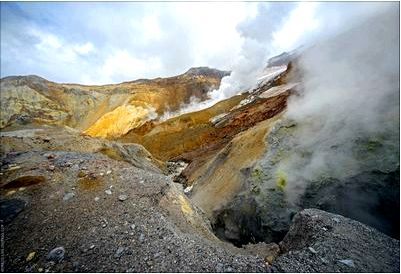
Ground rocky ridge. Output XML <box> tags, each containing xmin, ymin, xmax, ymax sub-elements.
<box><xmin>0</xmin><ymin>67</ymin><xmax>227</xmax><ymax>136</ymax></box>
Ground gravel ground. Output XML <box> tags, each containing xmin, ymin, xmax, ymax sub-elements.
<box><xmin>1</xmin><ymin>149</ymin><xmax>269</xmax><ymax>272</ymax></box>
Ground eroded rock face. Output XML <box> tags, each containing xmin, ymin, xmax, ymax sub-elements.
<box><xmin>180</xmin><ymin>66</ymin><xmax>300</xmax><ymax>245</ymax></box>
<box><xmin>272</xmin><ymin>209</ymin><xmax>400</xmax><ymax>273</ymax></box>
<box><xmin>209</xmin><ymin>117</ymin><xmax>399</xmax><ymax>246</ymax></box>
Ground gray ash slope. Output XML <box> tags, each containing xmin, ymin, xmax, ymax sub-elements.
<box><xmin>0</xmin><ymin>129</ymin><xmax>269</xmax><ymax>272</ymax></box>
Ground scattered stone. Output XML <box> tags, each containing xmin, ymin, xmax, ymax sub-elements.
<box><xmin>130</xmin><ymin>224</ymin><xmax>136</xmax><ymax>230</ymax></box>
<box><xmin>47</xmin><ymin>247</ymin><xmax>65</xmax><ymax>262</ymax></box>
<box><xmin>99</xmin><ymin>172</ymin><xmax>104</xmax><ymax>176</ymax></box>
<box><xmin>48</xmin><ymin>165</ymin><xmax>55</xmax><ymax>171</ymax></box>
<box><xmin>77</xmin><ymin>171</ymin><xmax>86</xmax><ymax>178</ymax></box>
<box><xmin>216</xmin><ymin>263</ymin><xmax>224</xmax><ymax>272</ymax></box>
<box><xmin>308</xmin><ymin>247</ymin><xmax>317</xmax><ymax>254</ymax></box>
<box><xmin>38</xmin><ymin>267</ymin><xmax>44</xmax><ymax>272</ymax></box>
<box><xmin>94</xmin><ymin>197</ymin><xmax>100</xmax><ymax>202</ymax></box>
<box><xmin>184</xmin><ymin>185</ymin><xmax>193</xmax><ymax>193</ymax></box>
<box><xmin>45</xmin><ymin>153</ymin><xmax>56</xmax><ymax>159</ymax></box>
<box><xmin>72</xmin><ymin>261</ymin><xmax>80</xmax><ymax>271</ymax></box>
<box><xmin>7</xmin><ymin>165</ymin><xmax>21</xmax><ymax>171</ymax></box>
<box><xmin>264</xmin><ymin>255</ymin><xmax>276</xmax><ymax>265</ymax></box>
<box><xmin>89</xmin><ymin>244</ymin><xmax>95</xmax><ymax>250</ymax></box>
<box><xmin>102</xmin><ymin>223</ymin><xmax>107</xmax><ymax>228</ymax></box>
<box><xmin>105</xmin><ymin>189</ymin><xmax>112</xmax><ymax>195</ymax></box>
<box><xmin>338</xmin><ymin>259</ymin><xmax>355</xmax><ymax>267</ymax></box>
<box><xmin>115</xmin><ymin>247</ymin><xmax>126</xmax><ymax>258</ymax></box>
<box><xmin>321</xmin><ymin>257</ymin><xmax>329</xmax><ymax>264</ymax></box>
<box><xmin>18</xmin><ymin>187</ymin><xmax>26</xmax><ymax>191</ymax></box>
<box><xmin>26</xmin><ymin>251</ymin><xmax>36</xmax><ymax>262</ymax></box>
<box><xmin>106</xmin><ymin>170</ymin><xmax>112</xmax><ymax>175</ymax></box>
<box><xmin>63</xmin><ymin>192</ymin><xmax>75</xmax><ymax>201</ymax></box>
<box><xmin>6</xmin><ymin>190</ymin><xmax>16</xmax><ymax>196</ymax></box>
<box><xmin>332</xmin><ymin>217</ymin><xmax>340</xmax><ymax>223</ymax></box>
<box><xmin>139</xmin><ymin>233</ymin><xmax>145</xmax><ymax>243</ymax></box>
<box><xmin>118</xmin><ymin>194</ymin><xmax>128</xmax><ymax>201</ymax></box>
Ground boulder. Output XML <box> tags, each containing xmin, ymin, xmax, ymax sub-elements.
<box><xmin>272</xmin><ymin>209</ymin><xmax>400</xmax><ymax>273</ymax></box>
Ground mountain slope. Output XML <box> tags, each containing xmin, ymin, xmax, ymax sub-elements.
<box><xmin>0</xmin><ymin>68</ymin><xmax>227</xmax><ymax>135</ymax></box>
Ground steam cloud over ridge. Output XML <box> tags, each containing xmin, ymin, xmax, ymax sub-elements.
<box><xmin>265</xmin><ymin>5</ymin><xmax>400</xmax><ymax>204</ymax></box>
<box><xmin>159</xmin><ymin>2</ymin><xmax>396</xmax><ymax>121</ymax></box>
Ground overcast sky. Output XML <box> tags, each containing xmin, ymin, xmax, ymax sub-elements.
<box><xmin>0</xmin><ymin>2</ymin><xmax>394</xmax><ymax>84</ymax></box>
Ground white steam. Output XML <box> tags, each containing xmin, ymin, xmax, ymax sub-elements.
<box><xmin>158</xmin><ymin>3</ymin><xmax>299</xmax><ymax>121</ymax></box>
<box><xmin>159</xmin><ymin>2</ymin><xmax>399</xmax><ymax>128</ymax></box>
<box><xmin>209</xmin><ymin>2</ymin><xmax>297</xmax><ymax>101</ymax></box>
<box><xmin>159</xmin><ymin>96</ymin><xmax>215</xmax><ymax>121</ymax></box>
<box><xmin>276</xmin><ymin>5</ymin><xmax>399</xmax><ymax>203</ymax></box>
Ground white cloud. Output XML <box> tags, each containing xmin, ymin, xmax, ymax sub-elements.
<box><xmin>169</xmin><ymin>2</ymin><xmax>258</xmax><ymax>69</ymax></box>
<box><xmin>272</xmin><ymin>2</ymin><xmax>319</xmax><ymax>53</ymax></box>
<box><xmin>3</xmin><ymin>2</ymin><xmax>386</xmax><ymax>85</ymax></box>
<box><xmin>28</xmin><ymin>28</ymin><xmax>77</xmax><ymax>64</ymax></box>
<box><xmin>97</xmin><ymin>49</ymin><xmax>162</xmax><ymax>84</ymax></box>
<box><xmin>30</xmin><ymin>29</ymin><xmax>62</xmax><ymax>50</ymax></box>
<box><xmin>141</xmin><ymin>14</ymin><xmax>163</xmax><ymax>42</ymax></box>
<box><xmin>1</xmin><ymin>2</ymin><xmax>265</xmax><ymax>83</ymax></box>
<box><xmin>73</xmin><ymin>42</ymin><xmax>94</xmax><ymax>55</ymax></box>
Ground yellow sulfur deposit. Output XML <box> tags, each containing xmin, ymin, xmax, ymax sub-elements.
<box><xmin>275</xmin><ymin>169</ymin><xmax>287</xmax><ymax>190</ymax></box>
<box><xmin>84</xmin><ymin>104</ymin><xmax>156</xmax><ymax>138</ymax></box>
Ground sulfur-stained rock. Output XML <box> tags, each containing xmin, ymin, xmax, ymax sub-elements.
<box><xmin>0</xmin><ymin>67</ymin><xmax>226</xmax><ymax>133</ymax></box>
<box><xmin>243</xmin><ymin>242</ymin><xmax>280</xmax><ymax>264</ymax></box>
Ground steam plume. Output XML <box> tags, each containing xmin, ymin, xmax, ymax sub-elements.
<box><xmin>266</xmin><ymin>5</ymin><xmax>399</xmax><ymax>204</ymax></box>
<box><xmin>159</xmin><ymin>3</ymin><xmax>296</xmax><ymax>120</ymax></box>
